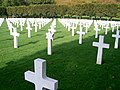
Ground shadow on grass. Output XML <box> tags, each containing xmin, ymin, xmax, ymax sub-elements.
<box><xmin>0</xmin><ymin>38</ymin><xmax>13</xmax><ymax>42</ymax></box>
<box><xmin>32</xmin><ymin>33</ymin><xmax>43</xmax><ymax>38</ymax></box>
<box><xmin>19</xmin><ymin>40</ymin><xmax>40</xmax><ymax>47</ymax></box>
<box><xmin>54</xmin><ymin>36</ymin><xmax>64</xmax><ymax>40</ymax></box>
<box><xmin>20</xmin><ymin>32</ymin><xmax>27</xmax><ymax>34</ymax></box>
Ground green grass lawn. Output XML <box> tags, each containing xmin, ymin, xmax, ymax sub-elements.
<box><xmin>0</xmin><ymin>19</ymin><xmax>120</xmax><ymax>90</ymax></box>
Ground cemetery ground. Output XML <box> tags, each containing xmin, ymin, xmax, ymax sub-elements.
<box><xmin>0</xmin><ymin>19</ymin><xmax>120</xmax><ymax>90</ymax></box>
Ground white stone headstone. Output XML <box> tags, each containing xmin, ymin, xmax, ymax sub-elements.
<box><xmin>67</xmin><ymin>23</ymin><xmax>71</xmax><ymax>31</ymax></box>
<box><xmin>25</xmin><ymin>58</ymin><xmax>58</xmax><ymax>90</ymax></box>
<box><xmin>11</xmin><ymin>28</ymin><xmax>20</xmax><ymax>48</ymax></box>
<box><xmin>26</xmin><ymin>22</ymin><xmax>32</xmax><ymax>38</ymax></box>
<box><xmin>46</xmin><ymin>32</ymin><xmax>54</xmax><ymax>55</ymax></box>
<box><xmin>112</xmin><ymin>30</ymin><xmax>120</xmax><ymax>49</ymax></box>
<box><xmin>48</xmin><ymin>27</ymin><xmax>56</xmax><ymax>35</ymax></box>
<box><xmin>93</xmin><ymin>35</ymin><xmax>110</xmax><ymax>65</ymax></box>
<box><xmin>20</xmin><ymin>21</ymin><xmax>25</xmax><ymax>31</ymax></box>
<box><xmin>111</xmin><ymin>22</ymin><xmax>116</xmax><ymax>32</ymax></box>
<box><xmin>34</xmin><ymin>21</ymin><xmax>38</xmax><ymax>32</ymax></box>
<box><xmin>104</xmin><ymin>24</ymin><xmax>109</xmax><ymax>35</ymax></box>
<box><xmin>76</xmin><ymin>27</ymin><xmax>85</xmax><ymax>44</ymax></box>
<box><xmin>71</xmin><ymin>23</ymin><xmax>76</xmax><ymax>36</ymax></box>
<box><xmin>85</xmin><ymin>23</ymin><xmax>89</xmax><ymax>33</ymax></box>
<box><xmin>116</xmin><ymin>23</ymin><xmax>120</xmax><ymax>31</ymax></box>
<box><xmin>94</xmin><ymin>25</ymin><xmax>100</xmax><ymax>38</ymax></box>
<box><xmin>38</xmin><ymin>22</ymin><xmax>41</xmax><ymax>29</ymax></box>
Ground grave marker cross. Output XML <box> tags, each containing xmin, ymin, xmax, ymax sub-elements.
<box><xmin>46</xmin><ymin>32</ymin><xmax>54</xmax><ymax>55</ymax></box>
<box><xmin>76</xmin><ymin>27</ymin><xmax>85</xmax><ymax>44</ymax></box>
<box><xmin>25</xmin><ymin>58</ymin><xmax>58</xmax><ymax>90</ymax></box>
<box><xmin>94</xmin><ymin>25</ymin><xmax>100</xmax><ymax>38</ymax></box>
<box><xmin>112</xmin><ymin>30</ymin><xmax>120</xmax><ymax>49</ymax></box>
<box><xmin>11</xmin><ymin>28</ymin><xmax>20</xmax><ymax>48</ymax></box>
<box><xmin>93</xmin><ymin>36</ymin><xmax>110</xmax><ymax>65</ymax></box>
<box><xmin>26</xmin><ymin>23</ymin><xmax>32</xmax><ymax>38</ymax></box>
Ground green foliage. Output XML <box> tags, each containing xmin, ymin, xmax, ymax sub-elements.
<box><xmin>116</xmin><ymin>4</ymin><xmax>120</xmax><ymax>17</ymax></box>
<box><xmin>5</xmin><ymin>4</ymin><xmax>119</xmax><ymax>18</ymax></box>
<box><xmin>27</xmin><ymin>0</ymin><xmax>54</xmax><ymax>5</ymax></box>
<box><xmin>0</xmin><ymin>6</ymin><xmax>6</xmax><ymax>16</ymax></box>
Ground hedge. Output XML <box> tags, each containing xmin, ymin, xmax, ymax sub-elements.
<box><xmin>5</xmin><ymin>4</ymin><xmax>120</xmax><ymax>19</ymax></box>
<box><xmin>0</xmin><ymin>6</ymin><xmax>7</xmax><ymax>17</ymax></box>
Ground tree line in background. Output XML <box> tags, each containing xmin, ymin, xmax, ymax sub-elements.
<box><xmin>0</xmin><ymin>0</ymin><xmax>54</xmax><ymax>7</ymax></box>
<box><xmin>3</xmin><ymin>4</ymin><xmax>120</xmax><ymax>19</ymax></box>
<box><xmin>0</xmin><ymin>4</ymin><xmax>120</xmax><ymax>20</ymax></box>
<box><xmin>55</xmin><ymin>0</ymin><xmax>120</xmax><ymax>5</ymax></box>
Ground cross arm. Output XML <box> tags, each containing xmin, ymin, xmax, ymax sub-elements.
<box><xmin>93</xmin><ymin>42</ymin><xmax>99</xmax><ymax>47</ymax></box>
<box><xmin>43</xmin><ymin>77</ymin><xmax>58</xmax><ymax>90</ymax></box>
<box><xmin>76</xmin><ymin>31</ymin><xmax>80</xmax><ymax>34</ymax></box>
<box><xmin>103</xmin><ymin>44</ymin><xmax>110</xmax><ymax>49</ymax></box>
<box><xmin>25</xmin><ymin>71</ymin><xmax>35</xmax><ymax>84</ymax></box>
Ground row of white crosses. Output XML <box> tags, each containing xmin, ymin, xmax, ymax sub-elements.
<box><xmin>26</xmin><ymin>18</ymin><xmax>52</xmax><ymax>34</ymax></box>
<box><xmin>25</xmin><ymin>58</ymin><xmax>58</xmax><ymax>90</ymax></box>
<box><xmin>93</xmin><ymin>20</ymin><xmax>120</xmax><ymax>65</ymax></box>
<box><xmin>93</xmin><ymin>20</ymin><xmax>120</xmax><ymax>40</ymax></box>
<box><xmin>93</xmin><ymin>29</ymin><xmax>120</xmax><ymax>65</ymax></box>
<box><xmin>46</xmin><ymin>19</ymin><xmax>56</xmax><ymax>55</ymax></box>
<box><xmin>58</xmin><ymin>19</ymin><xmax>93</xmax><ymax>44</ymax></box>
<box><xmin>58</xmin><ymin>19</ymin><xmax>93</xmax><ymax>36</ymax></box>
<box><xmin>6</xmin><ymin>18</ymin><xmax>52</xmax><ymax>48</ymax></box>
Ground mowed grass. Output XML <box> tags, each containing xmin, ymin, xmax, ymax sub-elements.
<box><xmin>0</xmin><ymin>19</ymin><xmax>120</xmax><ymax>90</ymax></box>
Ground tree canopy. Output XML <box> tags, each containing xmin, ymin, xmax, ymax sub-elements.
<box><xmin>0</xmin><ymin>0</ymin><xmax>55</xmax><ymax>6</ymax></box>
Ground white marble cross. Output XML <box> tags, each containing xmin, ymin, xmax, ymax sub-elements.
<box><xmin>116</xmin><ymin>23</ymin><xmax>120</xmax><ymax>31</ymax></box>
<box><xmin>11</xmin><ymin>28</ymin><xmax>20</xmax><ymax>48</ymax></box>
<box><xmin>67</xmin><ymin>23</ymin><xmax>71</xmax><ymax>31</ymax></box>
<box><xmin>76</xmin><ymin>27</ymin><xmax>85</xmax><ymax>44</ymax></box>
<box><xmin>71</xmin><ymin>24</ymin><xmax>76</xmax><ymax>36</ymax></box>
<box><xmin>104</xmin><ymin>25</ymin><xmax>109</xmax><ymax>35</ymax></box>
<box><xmin>25</xmin><ymin>58</ymin><xmax>58</xmax><ymax>90</ymax></box>
<box><xmin>38</xmin><ymin>22</ymin><xmax>41</xmax><ymax>29</ymax></box>
<box><xmin>46</xmin><ymin>32</ymin><xmax>54</xmax><ymax>55</ymax></box>
<box><xmin>93</xmin><ymin>36</ymin><xmax>110</xmax><ymax>65</ymax></box>
<box><xmin>34</xmin><ymin>21</ymin><xmax>38</xmax><ymax>32</ymax></box>
<box><xmin>111</xmin><ymin>23</ymin><xmax>116</xmax><ymax>32</ymax></box>
<box><xmin>112</xmin><ymin>30</ymin><xmax>120</xmax><ymax>49</ymax></box>
<box><xmin>48</xmin><ymin>27</ymin><xmax>56</xmax><ymax>35</ymax></box>
<box><xmin>20</xmin><ymin>21</ymin><xmax>24</xmax><ymax>31</ymax></box>
<box><xmin>8</xmin><ymin>24</ymin><xmax>14</xmax><ymax>35</ymax></box>
<box><xmin>85</xmin><ymin>23</ymin><xmax>89</xmax><ymax>33</ymax></box>
<box><xmin>94</xmin><ymin>25</ymin><xmax>100</xmax><ymax>38</ymax></box>
<box><xmin>26</xmin><ymin>22</ymin><xmax>32</xmax><ymax>38</ymax></box>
